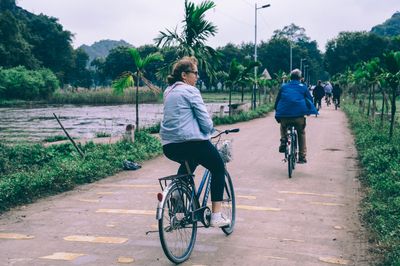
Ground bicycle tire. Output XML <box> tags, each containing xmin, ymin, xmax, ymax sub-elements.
<box><xmin>158</xmin><ymin>184</ymin><xmax>197</xmax><ymax>264</ymax></box>
<box><xmin>221</xmin><ymin>170</ymin><xmax>236</xmax><ymax>235</ymax></box>
<box><xmin>287</xmin><ymin>140</ymin><xmax>293</xmax><ymax>178</ymax></box>
<box><xmin>292</xmin><ymin>132</ymin><xmax>297</xmax><ymax>170</ymax></box>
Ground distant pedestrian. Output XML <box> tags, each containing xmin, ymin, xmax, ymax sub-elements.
<box><xmin>312</xmin><ymin>80</ymin><xmax>325</xmax><ymax>110</ymax></box>
<box><xmin>332</xmin><ymin>83</ymin><xmax>342</xmax><ymax>108</ymax></box>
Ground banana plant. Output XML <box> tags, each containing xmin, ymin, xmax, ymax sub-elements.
<box><xmin>112</xmin><ymin>48</ymin><xmax>163</xmax><ymax>131</ymax></box>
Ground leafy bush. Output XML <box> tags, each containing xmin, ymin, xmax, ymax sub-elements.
<box><xmin>0</xmin><ymin>66</ymin><xmax>59</xmax><ymax>100</ymax></box>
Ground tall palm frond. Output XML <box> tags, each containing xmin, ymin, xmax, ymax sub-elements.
<box><xmin>112</xmin><ymin>72</ymin><xmax>134</xmax><ymax>95</ymax></box>
<box><xmin>155</xmin><ymin>0</ymin><xmax>219</xmax><ymax>84</ymax></box>
<box><xmin>112</xmin><ymin>48</ymin><xmax>163</xmax><ymax>131</ymax></box>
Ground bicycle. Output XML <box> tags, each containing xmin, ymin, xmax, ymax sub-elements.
<box><xmin>284</xmin><ymin>125</ymin><xmax>298</xmax><ymax>178</ymax></box>
<box><xmin>156</xmin><ymin>128</ymin><xmax>239</xmax><ymax>263</ymax></box>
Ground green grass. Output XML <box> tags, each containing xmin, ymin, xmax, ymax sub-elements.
<box><xmin>201</xmin><ymin>91</ymin><xmax>253</xmax><ymax>102</ymax></box>
<box><xmin>0</xmin><ymin>131</ymin><xmax>162</xmax><ymax>213</ymax></box>
<box><xmin>343</xmin><ymin>103</ymin><xmax>400</xmax><ymax>265</ymax></box>
<box><xmin>49</xmin><ymin>87</ymin><xmax>162</xmax><ymax>105</ymax></box>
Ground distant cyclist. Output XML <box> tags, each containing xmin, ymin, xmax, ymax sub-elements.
<box><xmin>312</xmin><ymin>80</ymin><xmax>325</xmax><ymax>110</ymax></box>
<box><xmin>332</xmin><ymin>83</ymin><xmax>342</xmax><ymax>108</ymax></box>
<box><xmin>274</xmin><ymin>69</ymin><xmax>318</xmax><ymax>164</ymax></box>
<box><xmin>324</xmin><ymin>81</ymin><xmax>333</xmax><ymax>106</ymax></box>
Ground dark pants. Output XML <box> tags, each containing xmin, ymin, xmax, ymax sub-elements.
<box><xmin>280</xmin><ymin>117</ymin><xmax>307</xmax><ymax>159</ymax></box>
<box><xmin>163</xmin><ymin>140</ymin><xmax>225</xmax><ymax>202</ymax></box>
<box><xmin>314</xmin><ymin>97</ymin><xmax>322</xmax><ymax>109</ymax></box>
<box><xmin>333</xmin><ymin>96</ymin><xmax>341</xmax><ymax>106</ymax></box>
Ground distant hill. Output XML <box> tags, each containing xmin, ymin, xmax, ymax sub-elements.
<box><xmin>79</xmin><ymin>39</ymin><xmax>133</xmax><ymax>64</ymax></box>
<box><xmin>371</xmin><ymin>11</ymin><xmax>400</xmax><ymax>37</ymax></box>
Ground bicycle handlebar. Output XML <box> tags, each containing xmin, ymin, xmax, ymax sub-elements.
<box><xmin>211</xmin><ymin>128</ymin><xmax>240</xmax><ymax>139</ymax></box>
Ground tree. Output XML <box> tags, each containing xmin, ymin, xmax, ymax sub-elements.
<box><xmin>112</xmin><ymin>48</ymin><xmax>163</xmax><ymax>131</ymax></box>
<box><xmin>103</xmin><ymin>46</ymin><xmax>135</xmax><ymax>81</ymax></box>
<box><xmin>382</xmin><ymin>51</ymin><xmax>400</xmax><ymax>138</ymax></box>
<box><xmin>155</xmin><ymin>0</ymin><xmax>219</xmax><ymax>83</ymax></box>
<box><xmin>363</xmin><ymin>58</ymin><xmax>383</xmax><ymax>118</ymax></box>
<box><xmin>68</xmin><ymin>48</ymin><xmax>92</xmax><ymax>88</ymax></box>
<box><xmin>272</xmin><ymin>23</ymin><xmax>310</xmax><ymax>42</ymax></box>
<box><xmin>0</xmin><ymin>11</ymin><xmax>39</xmax><ymax>68</ymax></box>
<box><xmin>226</xmin><ymin>59</ymin><xmax>243</xmax><ymax>115</ymax></box>
<box><xmin>324</xmin><ymin>32</ymin><xmax>390</xmax><ymax>75</ymax></box>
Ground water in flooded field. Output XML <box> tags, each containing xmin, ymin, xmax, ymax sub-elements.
<box><xmin>0</xmin><ymin>103</ymin><xmax>227</xmax><ymax>143</ymax></box>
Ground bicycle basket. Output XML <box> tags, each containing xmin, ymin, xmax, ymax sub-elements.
<box><xmin>217</xmin><ymin>140</ymin><xmax>233</xmax><ymax>163</ymax></box>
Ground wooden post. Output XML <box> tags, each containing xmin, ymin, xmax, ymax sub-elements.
<box><xmin>53</xmin><ymin>113</ymin><xmax>85</xmax><ymax>158</ymax></box>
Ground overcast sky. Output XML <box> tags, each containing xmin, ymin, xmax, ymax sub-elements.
<box><xmin>18</xmin><ymin>0</ymin><xmax>399</xmax><ymax>51</ymax></box>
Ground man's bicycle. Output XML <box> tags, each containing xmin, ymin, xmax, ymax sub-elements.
<box><xmin>284</xmin><ymin>125</ymin><xmax>298</xmax><ymax>178</ymax></box>
<box><xmin>156</xmin><ymin>128</ymin><xmax>239</xmax><ymax>263</ymax></box>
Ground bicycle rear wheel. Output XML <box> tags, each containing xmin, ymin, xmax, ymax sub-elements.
<box><xmin>221</xmin><ymin>170</ymin><xmax>236</xmax><ymax>235</ymax></box>
<box><xmin>292</xmin><ymin>132</ymin><xmax>297</xmax><ymax>170</ymax></box>
<box><xmin>158</xmin><ymin>184</ymin><xmax>197</xmax><ymax>264</ymax></box>
<box><xmin>287</xmin><ymin>139</ymin><xmax>293</xmax><ymax>178</ymax></box>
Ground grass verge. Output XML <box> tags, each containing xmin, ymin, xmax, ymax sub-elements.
<box><xmin>343</xmin><ymin>104</ymin><xmax>400</xmax><ymax>265</ymax></box>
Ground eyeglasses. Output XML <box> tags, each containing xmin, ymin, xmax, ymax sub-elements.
<box><xmin>186</xmin><ymin>70</ymin><xmax>199</xmax><ymax>76</ymax></box>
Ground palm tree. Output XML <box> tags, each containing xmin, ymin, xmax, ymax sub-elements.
<box><xmin>363</xmin><ymin>58</ymin><xmax>382</xmax><ymax>118</ymax></box>
<box><xmin>226</xmin><ymin>59</ymin><xmax>243</xmax><ymax>116</ymax></box>
<box><xmin>112</xmin><ymin>48</ymin><xmax>163</xmax><ymax>131</ymax></box>
<box><xmin>155</xmin><ymin>0</ymin><xmax>219</xmax><ymax>82</ymax></box>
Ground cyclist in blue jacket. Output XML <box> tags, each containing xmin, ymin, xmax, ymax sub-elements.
<box><xmin>274</xmin><ymin>69</ymin><xmax>318</xmax><ymax>163</ymax></box>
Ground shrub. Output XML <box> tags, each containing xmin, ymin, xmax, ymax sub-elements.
<box><xmin>0</xmin><ymin>66</ymin><xmax>59</xmax><ymax>100</ymax></box>
<box><xmin>344</xmin><ymin>104</ymin><xmax>400</xmax><ymax>265</ymax></box>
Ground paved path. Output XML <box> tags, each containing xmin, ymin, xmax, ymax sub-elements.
<box><xmin>0</xmin><ymin>106</ymin><xmax>371</xmax><ymax>265</ymax></box>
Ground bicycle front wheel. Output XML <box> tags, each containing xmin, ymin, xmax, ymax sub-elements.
<box><xmin>221</xmin><ymin>170</ymin><xmax>236</xmax><ymax>235</ymax></box>
<box><xmin>158</xmin><ymin>184</ymin><xmax>197</xmax><ymax>264</ymax></box>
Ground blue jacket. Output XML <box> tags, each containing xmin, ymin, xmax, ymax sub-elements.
<box><xmin>274</xmin><ymin>80</ymin><xmax>318</xmax><ymax>118</ymax></box>
<box><xmin>160</xmin><ymin>82</ymin><xmax>215</xmax><ymax>145</ymax></box>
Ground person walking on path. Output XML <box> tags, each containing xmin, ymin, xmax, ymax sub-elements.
<box><xmin>333</xmin><ymin>82</ymin><xmax>342</xmax><ymax>108</ymax></box>
<box><xmin>313</xmin><ymin>80</ymin><xmax>325</xmax><ymax>110</ymax></box>
<box><xmin>274</xmin><ymin>69</ymin><xmax>318</xmax><ymax>163</ymax></box>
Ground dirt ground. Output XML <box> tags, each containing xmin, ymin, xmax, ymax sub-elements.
<box><xmin>0</xmin><ymin>105</ymin><xmax>373</xmax><ymax>265</ymax></box>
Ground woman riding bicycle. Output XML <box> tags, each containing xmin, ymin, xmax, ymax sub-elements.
<box><xmin>160</xmin><ymin>56</ymin><xmax>230</xmax><ymax>228</ymax></box>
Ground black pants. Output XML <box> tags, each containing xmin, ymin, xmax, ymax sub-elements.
<box><xmin>333</xmin><ymin>96</ymin><xmax>341</xmax><ymax>106</ymax></box>
<box><xmin>314</xmin><ymin>97</ymin><xmax>322</xmax><ymax>109</ymax></box>
<box><xmin>163</xmin><ymin>140</ymin><xmax>225</xmax><ymax>202</ymax></box>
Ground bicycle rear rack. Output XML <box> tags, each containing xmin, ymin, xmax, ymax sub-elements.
<box><xmin>158</xmin><ymin>174</ymin><xmax>194</xmax><ymax>191</ymax></box>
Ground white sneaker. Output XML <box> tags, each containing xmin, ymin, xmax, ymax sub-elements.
<box><xmin>210</xmin><ymin>212</ymin><xmax>231</xmax><ymax>227</ymax></box>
